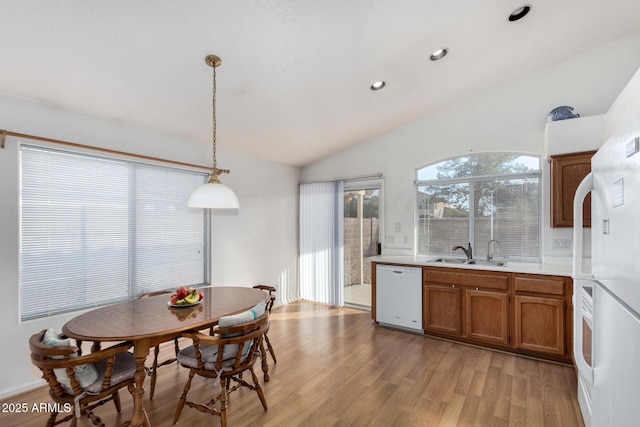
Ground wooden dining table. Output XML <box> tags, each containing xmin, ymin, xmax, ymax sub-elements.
<box><xmin>62</xmin><ymin>286</ymin><xmax>268</xmax><ymax>427</ymax></box>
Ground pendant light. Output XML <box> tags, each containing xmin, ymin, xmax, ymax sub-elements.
<box><xmin>188</xmin><ymin>55</ymin><xmax>239</xmax><ymax>209</ymax></box>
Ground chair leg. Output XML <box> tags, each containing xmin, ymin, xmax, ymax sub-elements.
<box><xmin>259</xmin><ymin>340</ymin><xmax>270</xmax><ymax>382</ymax></box>
<box><xmin>251</xmin><ymin>367</ymin><xmax>268</xmax><ymax>411</ymax></box>
<box><xmin>149</xmin><ymin>345</ymin><xmax>160</xmax><ymax>400</ymax></box>
<box><xmin>46</xmin><ymin>410</ymin><xmax>58</xmax><ymax>427</ymax></box>
<box><xmin>173</xmin><ymin>338</ymin><xmax>180</xmax><ymax>357</ymax></box>
<box><xmin>87</xmin><ymin>410</ymin><xmax>105</xmax><ymax>427</ymax></box>
<box><xmin>220</xmin><ymin>377</ymin><xmax>229</xmax><ymax>427</ymax></box>
<box><xmin>174</xmin><ymin>370</ymin><xmax>195</xmax><ymax>424</ymax></box>
<box><xmin>264</xmin><ymin>333</ymin><xmax>277</xmax><ymax>363</ymax></box>
<box><xmin>112</xmin><ymin>390</ymin><xmax>122</xmax><ymax>412</ymax></box>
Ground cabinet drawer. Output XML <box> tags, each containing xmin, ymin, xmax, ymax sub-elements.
<box><xmin>514</xmin><ymin>275</ymin><xmax>565</xmax><ymax>296</ymax></box>
<box><xmin>424</xmin><ymin>268</ymin><xmax>508</xmax><ymax>291</ymax></box>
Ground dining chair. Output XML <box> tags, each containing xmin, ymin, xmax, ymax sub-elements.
<box><xmin>253</xmin><ymin>284</ymin><xmax>277</xmax><ymax>365</ymax></box>
<box><xmin>139</xmin><ymin>290</ymin><xmax>181</xmax><ymax>400</ymax></box>
<box><xmin>173</xmin><ymin>311</ymin><xmax>270</xmax><ymax>427</ymax></box>
<box><xmin>29</xmin><ymin>329</ymin><xmax>136</xmax><ymax>427</ymax></box>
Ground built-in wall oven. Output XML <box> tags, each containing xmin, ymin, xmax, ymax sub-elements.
<box><xmin>574</xmin><ymin>279</ymin><xmax>594</xmax><ymax>427</ymax></box>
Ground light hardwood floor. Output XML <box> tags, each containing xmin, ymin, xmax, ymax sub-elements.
<box><xmin>1</xmin><ymin>302</ymin><xmax>584</xmax><ymax>427</ymax></box>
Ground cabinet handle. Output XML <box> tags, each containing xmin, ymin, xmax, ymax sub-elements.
<box><xmin>475</xmin><ymin>287</ymin><xmax>479</xmax><ymax>291</ymax></box>
<box><xmin>452</xmin><ymin>284</ymin><xmax>455</xmax><ymax>288</ymax></box>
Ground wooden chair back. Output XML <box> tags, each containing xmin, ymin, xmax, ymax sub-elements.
<box><xmin>173</xmin><ymin>313</ymin><xmax>270</xmax><ymax>426</ymax></box>
<box><xmin>253</xmin><ymin>284</ymin><xmax>278</xmax><ymax>376</ymax></box>
<box><xmin>253</xmin><ymin>284</ymin><xmax>276</xmax><ymax>313</ymax></box>
<box><xmin>29</xmin><ymin>330</ymin><xmax>135</xmax><ymax>426</ymax></box>
<box><xmin>182</xmin><ymin>312</ymin><xmax>269</xmax><ymax>376</ymax></box>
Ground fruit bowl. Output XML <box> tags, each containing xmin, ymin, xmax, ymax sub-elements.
<box><xmin>168</xmin><ymin>285</ymin><xmax>204</xmax><ymax>307</ymax></box>
<box><xmin>167</xmin><ymin>300</ymin><xmax>202</xmax><ymax>308</ymax></box>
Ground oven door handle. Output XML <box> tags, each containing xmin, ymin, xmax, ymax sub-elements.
<box><xmin>573</xmin><ymin>282</ymin><xmax>594</xmax><ymax>385</ymax></box>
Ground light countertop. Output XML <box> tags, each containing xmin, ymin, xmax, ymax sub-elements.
<box><xmin>368</xmin><ymin>255</ymin><xmax>574</xmax><ymax>277</ymax></box>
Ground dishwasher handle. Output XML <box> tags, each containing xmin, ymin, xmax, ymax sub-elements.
<box><xmin>377</xmin><ymin>265</ymin><xmax>421</xmax><ymax>275</ymax></box>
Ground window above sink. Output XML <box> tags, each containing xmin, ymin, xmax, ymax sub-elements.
<box><xmin>416</xmin><ymin>153</ymin><xmax>541</xmax><ymax>263</ymax></box>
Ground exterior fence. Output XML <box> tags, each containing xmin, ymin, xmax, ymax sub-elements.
<box><xmin>344</xmin><ymin>217</ymin><xmax>379</xmax><ymax>286</ymax></box>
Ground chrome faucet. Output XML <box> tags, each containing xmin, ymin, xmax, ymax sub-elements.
<box><xmin>453</xmin><ymin>243</ymin><xmax>473</xmax><ymax>260</ymax></box>
<box><xmin>487</xmin><ymin>239</ymin><xmax>500</xmax><ymax>261</ymax></box>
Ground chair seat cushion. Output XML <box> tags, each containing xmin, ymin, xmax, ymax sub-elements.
<box><xmin>60</xmin><ymin>351</ymin><xmax>137</xmax><ymax>395</ymax></box>
<box><xmin>177</xmin><ymin>300</ymin><xmax>266</xmax><ymax>371</ymax></box>
<box><xmin>177</xmin><ymin>344</ymin><xmax>236</xmax><ymax>371</ymax></box>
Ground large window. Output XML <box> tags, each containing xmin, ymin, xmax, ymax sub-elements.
<box><xmin>20</xmin><ymin>144</ymin><xmax>209</xmax><ymax>321</ymax></box>
<box><xmin>416</xmin><ymin>153</ymin><xmax>541</xmax><ymax>262</ymax></box>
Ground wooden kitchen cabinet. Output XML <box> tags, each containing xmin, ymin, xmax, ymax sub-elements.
<box><xmin>423</xmin><ymin>284</ymin><xmax>462</xmax><ymax>335</ymax></box>
<box><xmin>372</xmin><ymin>261</ymin><xmax>573</xmax><ymax>364</ymax></box>
<box><xmin>514</xmin><ymin>295</ymin><xmax>565</xmax><ymax>355</ymax></box>
<box><xmin>423</xmin><ymin>267</ymin><xmax>509</xmax><ymax>346</ymax></box>
<box><xmin>465</xmin><ymin>289</ymin><xmax>509</xmax><ymax>346</ymax></box>
<box><xmin>513</xmin><ymin>274</ymin><xmax>572</xmax><ymax>361</ymax></box>
<box><xmin>550</xmin><ymin>150</ymin><xmax>595</xmax><ymax>228</ymax></box>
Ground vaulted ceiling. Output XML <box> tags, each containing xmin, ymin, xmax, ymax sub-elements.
<box><xmin>2</xmin><ymin>1</ymin><xmax>640</xmax><ymax>166</ymax></box>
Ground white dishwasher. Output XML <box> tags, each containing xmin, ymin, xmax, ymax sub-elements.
<box><xmin>375</xmin><ymin>265</ymin><xmax>423</xmax><ymax>333</ymax></box>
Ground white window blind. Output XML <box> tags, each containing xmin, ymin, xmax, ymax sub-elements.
<box><xmin>20</xmin><ymin>144</ymin><xmax>209</xmax><ymax>321</ymax></box>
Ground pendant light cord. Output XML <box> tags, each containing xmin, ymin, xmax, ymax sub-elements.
<box><xmin>211</xmin><ymin>61</ymin><xmax>218</xmax><ymax>177</ymax></box>
<box><xmin>204</xmin><ymin>55</ymin><xmax>229</xmax><ymax>183</ymax></box>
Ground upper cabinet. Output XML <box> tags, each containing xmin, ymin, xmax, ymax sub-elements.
<box><xmin>550</xmin><ymin>150</ymin><xmax>596</xmax><ymax>228</ymax></box>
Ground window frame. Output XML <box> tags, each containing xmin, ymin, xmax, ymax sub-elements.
<box><xmin>415</xmin><ymin>152</ymin><xmax>542</xmax><ymax>262</ymax></box>
<box><xmin>19</xmin><ymin>142</ymin><xmax>211</xmax><ymax>321</ymax></box>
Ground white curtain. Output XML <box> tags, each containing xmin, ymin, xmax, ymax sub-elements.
<box><xmin>299</xmin><ymin>181</ymin><xmax>344</xmax><ymax>306</ymax></box>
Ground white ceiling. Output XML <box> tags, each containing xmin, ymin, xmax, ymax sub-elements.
<box><xmin>2</xmin><ymin>1</ymin><xmax>640</xmax><ymax>167</ymax></box>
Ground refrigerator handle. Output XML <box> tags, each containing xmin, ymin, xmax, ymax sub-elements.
<box><xmin>572</xmin><ymin>172</ymin><xmax>593</xmax><ymax>278</ymax></box>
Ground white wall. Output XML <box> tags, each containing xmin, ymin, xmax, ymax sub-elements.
<box><xmin>302</xmin><ymin>31</ymin><xmax>640</xmax><ymax>262</ymax></box>
<box><xmin>606</xmin><ymin>65</ymin><xmax>640</xmax><ymax>138</ymax></box>
<box><xmin>0</xmin><ymin>93</ymin><xmax>299</xmax><ymax>398</ymax></box>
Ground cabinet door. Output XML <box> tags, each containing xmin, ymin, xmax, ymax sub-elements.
<box><xmin>423</xmin><ymin>284</ymin><xmax>462</xmax><ymax>335</ymax></box>
<box><xmin>550</xmin><ymin>151</ymin><xmax>595</xmax><ymax>228</ymax></box>
<box><xmin>514</xmin><ymin>295</ymin><xmax>565</xmax><ymax>355</ymax></box>
<box><xmin>465</xmin><ymin>289</ymin><xmax>509</xmax><ymax>346</ymax></box>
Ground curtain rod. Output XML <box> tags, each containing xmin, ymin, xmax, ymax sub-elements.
<box><xmin>0</xmin><ymin>129</ymin><xmax>211</xmax><ymax>171</ymax></box>
<box><xmin>299</xmin><ymin>172</ymin><xmax>382</xmax><ymax>184</ymax></box>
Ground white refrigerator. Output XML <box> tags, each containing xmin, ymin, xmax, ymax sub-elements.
<box><xmin>573</xmin><ymin>132</ymin><xmax>640</xmax><ymax>426</ymax></box>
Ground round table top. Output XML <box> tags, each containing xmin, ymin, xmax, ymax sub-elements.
<box><xmin>62</xmin><ymin>286</ymin><xmax>267</xmax><ymax>342</ymax></box>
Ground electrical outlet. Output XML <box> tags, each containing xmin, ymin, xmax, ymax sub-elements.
<box><xmin>552</xmin><ymin>239</ymin><xmax>571</xmax><ymax>250</ymax></box>
<box><xmin>394</xmin><ymin>223</ymin><xmax>401</xmax><ymax>233</ymax></box>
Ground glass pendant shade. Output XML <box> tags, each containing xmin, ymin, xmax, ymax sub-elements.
<box><xmin>188</xmin><ymin>181</ymin><xmax>239</xmax><ymax>209</ymax></box>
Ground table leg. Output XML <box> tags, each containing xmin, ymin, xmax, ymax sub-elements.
<box><xmin>131</xmin><ymin>341</ymin><xmax>151</xmax><ymax>427</ymax></box>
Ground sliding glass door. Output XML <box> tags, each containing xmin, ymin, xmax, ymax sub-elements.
<box><xmin>343</xmin><ymin>185</ymin><xmax>380</xmax><ymax>309</ymax></box>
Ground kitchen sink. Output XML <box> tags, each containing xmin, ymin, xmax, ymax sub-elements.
<box><xmin>429</xmin><ymin>257</ymin><xmax>469</xmax><ymax>264</ymax></box>
<box><xmin>429</xmin><ymin>257</ymin><xmax>507</xmax><ymax>267</ymax></box>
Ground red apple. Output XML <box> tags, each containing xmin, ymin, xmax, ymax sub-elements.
<box><xmin>170</xmin><ymin>295</ymin><xmax>178</xmax><ymax>305</ymax></box>
<box><xmin>176</xmin><ymin>290</ymin><xmax>187</xmax><ymax>300</ymax></box>
<box><xmin>198</xmin><ymin>291</ymin><xmax>204</xmax><ymax>301</ymax></box>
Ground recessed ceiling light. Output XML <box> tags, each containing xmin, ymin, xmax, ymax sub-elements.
<box><xmin>370</xmin><ymin>81</ymin><xmax>386</xmax><ymax>91</ymax></box>
<box><xmin>508</xmin><ymin>4</ymin><xmax>531</xmax><ymax>21</ymax></box>
<box><xmin>430</xmin><ymin>48</ymin><xmax>448</xmax><ymax>61</ymax></box>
